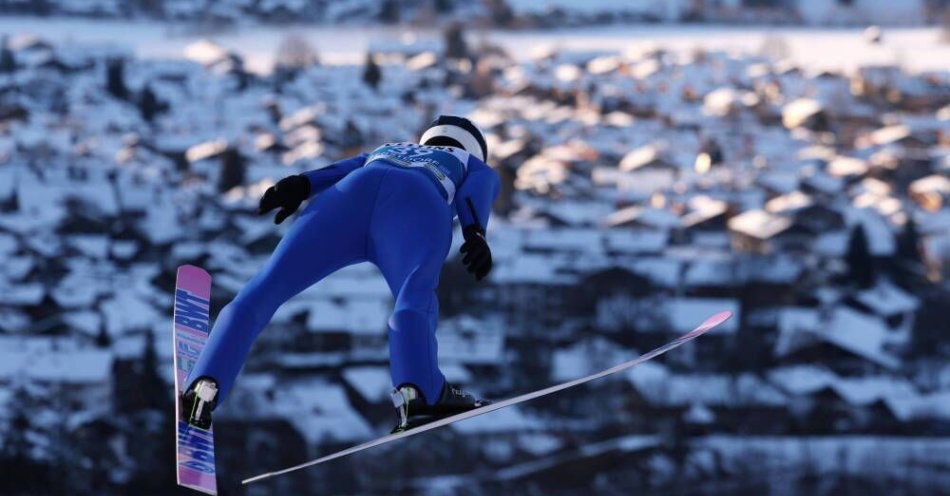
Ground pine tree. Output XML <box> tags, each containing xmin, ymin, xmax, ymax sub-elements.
<box><xmin>137</xmin><ymin>0</ymin><xmax>165</xmax><ymax>16</ymax></box>
<box><xmin>341</xmin><ymin>119</ymin><xmax>364</xmax><ymax>150</ymax></box>
<box><xmin>0</xmin><ymin>181</ymin><xmax>18</xmax><ymax>212</ymax></box>
<box><xmin>484</xmin><ymin>0</ymin><xmax>515</xmax><ymax>27</ymax></box>
<box><xmin>434</xmin><ymin>0</ymin><xmax>453</xmax><ymax>14</ymax></box>
<box><xmin>1</xmin><ymin>386</ymin><xmax>32</xmax><ymax>460</ymax></box>
<box><xmin>106</xmin><ymin>58</ymin><xmax>129</xmax><ymax>100</ymax></box>
<box><xmin>140</xmin><ymin>328</ymin><xmax>168</xmax><ymax>412</ymax></box>
<box><xmin>47</xmin><ymin>386</ymin><xmax>85</xmax><ymax>494</ymax></box>
<box><xmin>138</xmin><ymin>83</ymin><xmax>161</xmax><ymax>123</ymax></box>
<box><xmin>125</xmin><ymin>405</ymin><xmax>176</xmax><ymax>493</ymax></box>
<box><xmin>0</xmin><ymin>385</ymin><xmax>52</xmax><ymax>494</ymax></box>
<box><xmin>897</xmin><ymin>217</ymin><xmax>922</xmax><ymax>263</ymax></box>
<box><xmin>109</xmin><ymin>329</ymin><xmax>178</xmax><ymax>493</ymax></box>
<box><xmin>910</xmin><ymin>289</ymin><xmax>950</xmax><ymax>357</ymax></box>
<box><xmin>443</xmin><ymin>22</ymin><xmax>469</xmax><ymax>60</ymax></box>
<box><xmin>0</xmin><ymin>36</ymin><xmax>15</xmax><ymax>73</ymax></box>
<box><xmin>217</xmin><ymin>147</ymin><xmax>246</xmax><ymax>194</ymax></box>
<box><xmin>362</xmin><ymin>52</ymin><xmax>382</xmax><ymax>90</ymax></box>
<box><xmin>95</xmin><ymin>324</ymin><xmax>112</xmax><ymax>348</ymax></box>
<box><xmin>37</xmin><ymin>0</ymin><xmax>54</xmax><ymax>15</ymax></box>
<box><xmin>894</xmin><ymin>216</ymin><xmax>926</xmax><ymax>287</ymax></box>
<box><xmin>378</xmin><ymin>0</ymin><xmax>399</xmax><ymax>23</ymax></box>
<box><xmin>846</xmin><ymin>224</ymin><xmax>875</xmax><ymax>288</ymax></box>
<box><xmin>234</xmin><ymin>68</ymin><xmax>251</xmax><ymax>92</ymax></box>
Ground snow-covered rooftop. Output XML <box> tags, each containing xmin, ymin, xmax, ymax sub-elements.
<box><xmin>0</xmin><ymin>343</ymin><xmax>112</xmax><ymax>385</ymax></box>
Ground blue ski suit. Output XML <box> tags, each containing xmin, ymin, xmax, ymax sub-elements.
<box><xmin>185</xmin><ymin>142</ymin><xmax>500</xmax><ymax>406</ymax></box>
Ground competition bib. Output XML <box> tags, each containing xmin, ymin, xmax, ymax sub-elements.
<box><xmin>366</xmin><ymin>142</ymin><xmax>469</xmax><ymax>203</ymax></box>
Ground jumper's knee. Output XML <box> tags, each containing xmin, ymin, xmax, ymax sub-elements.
<box><xmin>388</xmin><ymin>307</ymin><xmax>432</xmax><ymax>335</ymax></box>
<box><xmin>232</xmin><ymin>270</ymin><xmax>288</xmax><ymax>318</ymax></box>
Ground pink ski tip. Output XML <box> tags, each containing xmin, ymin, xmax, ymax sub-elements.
<box><xmin>702</xmin><ymin>311</ymin><xmax>732</xmax><ymax>329</ymax></box>
<box><xmin>178</xmin><ymin>264</ymin><xmax>211</xmax><ymax>279</ymax></box>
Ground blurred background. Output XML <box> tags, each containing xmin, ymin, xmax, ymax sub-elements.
<box><xmin>0</xmin><ymin>1</ymin><xmax>949</xmax><ymax>495</ymax></box>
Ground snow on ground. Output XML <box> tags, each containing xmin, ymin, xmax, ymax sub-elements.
<box><xmin>0</xmin><ymin>346</ymin><xmax>111</xmax><ymax>384</ymax></box>
<box><xmin>698</xmin><ymin>435</ymin><xmax>950</xmax><ymax>482</ymax></box>
<box><xmin>451</xmin><ymin>404</ymin><xmax>541</xmax><ymax>434</ymax></box>
<box><xmin>342</xmin><ymin>366</ymin><xmax>392</xmax><ymax>403</ymax></box>
<box><xmin>271</xmin><ymin>379</ymin><xmax>374</xmax><ymax>444</ymax></box>
<box><xmin>494</xmin><ymin>434</ymin><xmax>661</xmax><ymax>481</ymax></box>
<box><xmin>0</xmin><ymin>17</ymin><xmax>948</xmax><ymax>74</ymax></box>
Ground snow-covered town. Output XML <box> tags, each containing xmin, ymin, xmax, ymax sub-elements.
<box><xmin>1</xmin><ymin>2</ymin><xmax>950</xmax><ymax>495</ymax></box>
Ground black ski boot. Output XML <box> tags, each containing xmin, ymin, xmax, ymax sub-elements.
<box><xmin>181</xmin><ymin>377</ymin><xmax>218</xmax><ymax>430</ymax></box>
<box><xmin>391</xmin><ymin>382</ymin><xmax>490</xmax><ymax>434</ymax></box>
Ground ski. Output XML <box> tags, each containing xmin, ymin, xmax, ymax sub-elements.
<box><xmin>242</xmin><ymin>310</ymin><xmax>733</xmax><ymax>485</ymax></box>
<box><xmin>173</xmin><ymin>265</ymin><xmax>218</xmax><ymax>495</ymax></box>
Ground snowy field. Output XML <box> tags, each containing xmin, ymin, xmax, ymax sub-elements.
<box><xmin>0</xmin><ymin>16</ymin><xmax>948</xmax><ymax>74</ymax></box>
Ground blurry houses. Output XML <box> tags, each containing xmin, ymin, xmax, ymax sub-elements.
<box><xmin>0</xmin><ymin>33</ymin><xmax>949</xmax><ymax>493</ymax></box>
<box><xmin>782</xmin><ymin>98</ymin><xmax>830</xmax><ymax>132</ymax></box>
<box><xmin>846</xmin><ymin>280</ymin><xmax>919</xmax><ymax>334</ymax></box>
<box><xmin>437</xmin><ymin>315</ymin><xmax>505</xmax><ymax>368</ymax></box>
<box><xmin>514</xmin><ymin>142</ymin><xmax>599</xmax><ymax>198</ymax></box>
<box><xmin>775</xmin><ymin>306</ymin><xmax>902</xmax><ymax>375</ymax></box>
<box><xmin>184</xmin><ymin>140</ymin><xmax>248</xmax><ymax>192</ymax></box>
<box><xmin>909</xmin><ymin>175</ymin><xmax>950</xmax><ymax>211</ymax></box>
<box><xmin>299</xmin><ymin>299</ymin><xmax>390</xmax><ymax>355</ymax></box>
<box><xmin>765</xmin><ymin>191</ymin><xmax>845</xmax><ymax>234</ymax></box>
<box><xmin>727</xmin><ymin>209</ymin><xmax>793</xmax><ymax>254</ymax></box>
<box><xmin>492</xmin><ymin>254</ymin><xmax>577</xmax><ymax>332</ymax></box>
<box><xmin>869</xmin><ymin>124</ymin><xmax>931</xmax><ymax>150</ymax></box>
<box><xmin>0</xmin><ymin>338</ymin><xmax>112</xmax><ymax>414</ymax></box>
<box><xmin>681</xmin><ymin>196</ymin><xmax>730</xmax><ymax>241</ymax></box>
<box><xmin>183</xmin><ymin>39</ymin><xmax>249</xmax><ymax>83</ymax></box>
<box><xmin>605</xmin><ymin>205</ymin><xmax>681</xmax><ymax>232</ymax></box>
<box><xmin>493</xmin><ymin>138</ymin><xmax>540</xmax><ymax>214</ymax></box>
<box><xmin>852</xmin><ymin>65</ymin><xmax>949</xmax><ymax>112</ymax></box>
<box><xmin>625</xmin><ymin>364</ymin><xmax>789</xmax><ymax>434</ymax></box>
<box><xmin>185</xmin><ymin>139</ymin><xmax>228</xmax><ymax>172</ymax></box>
<box><xmin>767</xmin><ymin>365</ymin><xmax>920</xmax><ymax>434</ymax></box>
<box><xmin>619</xmin><ymin>143</ymin><xmax>679</xmax><ymax>173</ymax></box>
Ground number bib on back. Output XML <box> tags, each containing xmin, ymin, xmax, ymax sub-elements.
<box><xmin>365</xmin><ymin>142</ymin><xmax>469</xmax><ymax>203</ymax></box>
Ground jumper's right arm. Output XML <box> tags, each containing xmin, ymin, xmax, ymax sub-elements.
<box><xmin>259</xmin><ymin>153</ymin><xmax>368</xmax><ymax>224</ymax></box>
<box><xmin>301</xmin><ymin>153</ymin><xmax>369</xmax><ymax>198</ymax></box>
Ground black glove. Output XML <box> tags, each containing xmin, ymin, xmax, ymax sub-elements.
<box><xmin>460</xmin><ymin>224</ymin><xmax>492</xmax><ymax>281</ymax></box>
<box><xmin>258</xmin><ymin>175</ymin><xmax>311</xmax><ymax>224</ymax></box>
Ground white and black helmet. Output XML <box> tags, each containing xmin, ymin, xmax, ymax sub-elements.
<box><xmin>420</xmin><ymin>115</ymin><xmax>488</xmax><ymax>162</ymax></box>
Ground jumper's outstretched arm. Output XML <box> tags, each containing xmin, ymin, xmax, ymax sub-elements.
<box><xmin>301</xmin><ymin>153</ymin><xmax>369</xmax><ymax>198</ymax></box>
<box><xmin>454</xmin><ymin>157</ymin><xmax>500</xmax><ymax>281</ymax></box>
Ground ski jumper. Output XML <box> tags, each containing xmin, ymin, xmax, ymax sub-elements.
<box><xmin>185</xmin><ymin>143</ymin><xmax>500</xmax><ymax>405</ymax></box>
